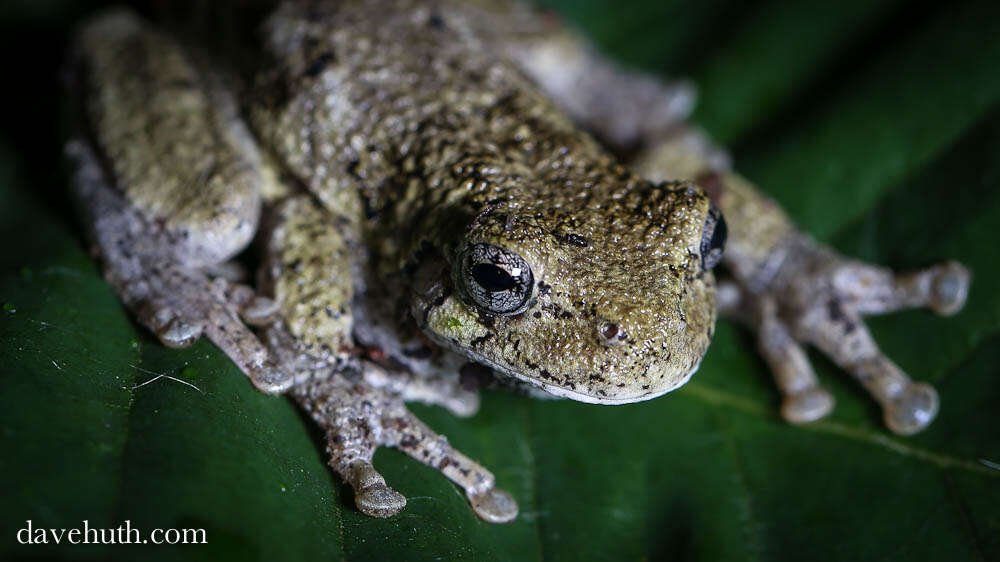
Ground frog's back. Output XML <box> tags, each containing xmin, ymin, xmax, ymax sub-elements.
<box><xmin>250</xmin><ymin>0</ymin><xmax>607</xmax><ymax>247</ymax></box>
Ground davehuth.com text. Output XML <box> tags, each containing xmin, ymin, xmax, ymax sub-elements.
<box><xmin>16</xmin><ymin>520</ymin><xmax>206</xmax><ymax>545</ymax></box>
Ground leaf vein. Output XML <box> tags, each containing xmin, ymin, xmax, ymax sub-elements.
<box><xmin>682</xmin><ymin>382</ymin><xmax>999</xmax><ymax>478</ymax></box>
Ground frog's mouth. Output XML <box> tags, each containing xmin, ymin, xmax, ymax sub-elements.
<box><xmin>414</xmin><ymin>283</ymin><xmax>716</xmax><ymax>405</ymax></box>
<box><xmin>409</xmin><ymin>242</ymin><xmax>717</xmax><ymax>405</ymax></box>
<box><xmin>477</xmin><ymin>347</ymin><xmax>704</xmax><ymax>405</ymax></box>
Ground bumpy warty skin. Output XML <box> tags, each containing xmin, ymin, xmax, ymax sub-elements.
<box><xmin>249</xmin><ymin>0</ymin><xmax>719</xmax><ymax>403</ymax></box>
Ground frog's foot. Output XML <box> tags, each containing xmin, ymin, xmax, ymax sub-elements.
<box><xmin>720</xmin><ymin>256</ymin><xmax>970</xmax><ymax>434</ymax></box>
<box><xmin>68</xmin><ymin>139</ymin><xmax>291</xmax><ymax>395</ymax></box>
<box><xmin>719</xmin><ymin>284</ymin><xmax>835</xmax><ymax>424</ymax></box>
<box><xmin>293</xmin><ymin>375</ymin><xmax>517</xmax><ymax>523</ymax></box>
<box><xmin>390</xmin><ymin>408</ymin><xmax>518</xmax><ymax>523</ymax></box>
<box><xmin>343</xmin><ymin>459</ymin><xmax>407</xmax><ymax>518</ymax></box>
<box><xmin>125</xmin><ymin>268</ymin><xmax>291</xmax><ymax>395</ymax></box>
<box><xmin>803</xmin><ymin>259</ymin><xmax>967</xmax><ymax>434</ymax></box>
<box><xmin>361</xmin><ymin>360</ymin><xmax>480</xmax><ymax>418</ymax></box>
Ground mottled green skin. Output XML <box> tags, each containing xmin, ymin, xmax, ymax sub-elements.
<box><xmin>250</xmin><ymin>0</ymin><xmax>718</xmax><ymax>402</ymax></box>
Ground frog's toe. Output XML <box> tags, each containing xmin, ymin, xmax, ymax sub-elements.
<box><xmin>241</xmin><ymin>295</ymin><xmax>281</xmax><ymax>326</ymax></box>
<box><xmin>157</xmin><ymin>316</ymin><xmax>204</xmax><ymax>348</ymax></box>
<box><xmin>359</xmin><ymin>361</ymin><xmax>482</xmax><ymax>417</ymax></box>
<box><xmin>884</xmin><ymin>382</ymin><xmax>939</xmax><ymax>436</ymax></box>
<box><xmin>144</xmin><ymin>303</ymin><xmax>203</xmax><ymax>348</ymax></box>
<box><xmin>781</xmin><ymin>386</ymin><xmax>835</xmax><ymax>425</ymax></box>
<box><xmin>356</xmin><ymin>483</ymin><xmax>407</xmax><ymax>518</ymax></box>
<box><xmin>468</xmin><ymin>488</ymin><xmax>518</xmax><ymax>524</ymax></box>
<box><xmin>833</xmin><ymin>259</ymin><xmax>971</xmax><ymax>317</ymax></box>
<box><xmin>741</xmin><ymin>292</ymin><xmax>835</xmax><ymax>425</ymax></box>
<box><xmin>804</xmin><ymin>300</ymin><xmax>940</xmax><ymax>434</ymax></box>
<box><xmin>929</xmin><ymin>261</ymin><xmax>970</xmax><ymax>317</ymax></box>
<box><xmin>447</xmin><ymin>390</ymin><xmax>481</xmax><ymax>418</ymax></box>
<box><xmin>250</xmin><ymin>360</ymin><xmax>294</xmax><ymax>394</ymax></box>
<box><xmin>391</xmin><ymin>408</ymin><xmax>518</xmax><ymax>523</ymax></box>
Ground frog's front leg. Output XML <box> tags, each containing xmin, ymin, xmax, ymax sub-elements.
<box><xmin>638</xmin><ymin>135</ymin><xmax>969</xmax><ymax>434</ymax></box>
<box><xmin>292</xmin><ymin>371</ymin><xmax>517</xmax><ymax>522</ymax></box>
<box><xmin>716</xmin><ymin>255</ymin><xmax>968</xmax><ymax>433</ymax></box>
<box><xmin>262</xmin><ymin>196</ymin><xmax>514</xmax><ymax>521</ymax></box>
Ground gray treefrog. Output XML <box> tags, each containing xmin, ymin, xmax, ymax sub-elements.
<box><xmin>66</xmin><ymin>0</ymin><xmax>970</xmax><ymax>523</ymax></box>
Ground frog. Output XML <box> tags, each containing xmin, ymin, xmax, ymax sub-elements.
<box><xmin>66</xmin><ymin>0</ymin><xmax>971</xmax><ymax>524</ymax></box>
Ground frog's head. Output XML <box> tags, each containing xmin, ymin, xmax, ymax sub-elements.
<box><xmin>412</xmin><ymin>179</ymin><xmax>726</xmax><ymax>404</ymax></box>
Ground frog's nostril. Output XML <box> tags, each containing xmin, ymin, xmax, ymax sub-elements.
<box><xmin>600</xmin><ymin>322</ymin><xmax>618</xmax><ymax>339</ymax></box>
<box><xmin>598</xmin><ymin>321</ymin><xmax>627</xmax><ymax>345</ymax></box>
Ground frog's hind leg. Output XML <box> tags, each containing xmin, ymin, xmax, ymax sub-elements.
<box><xmin>292</xmin><ymin>372</ymin><xmax>517</xmax><ymax>522</ymax></box>
<box><xmin>67</xmin><ymin>139</ymin><xmax>291</xmax><ymax>394</ymax></box>
<box><xmin>69</xmin><ymin>10</ymin><xmax>292</xmax><ymax>393</ymax></box>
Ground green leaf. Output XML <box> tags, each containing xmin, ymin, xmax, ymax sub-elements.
<box><xmin>3</xmin><ymin>1</ymin><xmax>999</xmax><ymax>560</ymax></box>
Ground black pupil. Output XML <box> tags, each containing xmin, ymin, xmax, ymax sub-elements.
<box><xmin>709</xmin><ymin>213</ymin><xmax>727</xmax><ymax>253</ymax></box>
<box><xmin>471</xmin><ymin>263</ymin><xmax>517</xmax><ymax>293</ymax></box>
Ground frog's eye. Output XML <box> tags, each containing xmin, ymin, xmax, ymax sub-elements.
<box><xmin>457</xmin><ymin>243</ymin><xmax>534</xmax><ymax>315</ymax></box>
<box><xmin>701</xmin><ymin>203</ymin><xmax>727</xmax><ymax>270</ymax></box>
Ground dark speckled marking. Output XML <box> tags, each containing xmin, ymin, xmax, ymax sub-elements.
<box><xmin>427</xmin><ymin>12</ymin><xmax>445</xmax><ymax>30</ymax></box>
<box><xmin>827</xmin><ymin>298</ymin><xmax>857</xmax><ymax>334</ymax></box>
<box><xmin>305</xmin><ymin>51</ymin><xmax>336</xmax><ymax>77</ymax></box>
<box><xmin>559</xmin><ymin>232</ymin><xmax>590</xmax><ymax>247</ymax></box>
<box><xmin>402</xmin><ymin>345</ymin><xmax>433</xmax><ymax>359</ymax></box>
<box><xmin>470</xmin><ymin>332</ymin><xmax>494</xmax><ymax>347</ymax></box>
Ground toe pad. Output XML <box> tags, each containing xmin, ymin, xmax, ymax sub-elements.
<box><xmin>356</xmin><ymin>484</ymin><xmax>407</xmax><ymax>518</ymax></box>
<box><xmin>884</xmin><ymin>383</ymin><xmax>939</xmax><ymax>435</ymax></box>
<box><xmin>782</xmin><ymin>387</ymin><xmax>835</xmax><ymax>424</ymax></box>
<box><xmin>930</xmin><ymin>262</ymin><xmax>970</xmax><ymax>316</ymax></box>
<box><xmin>468</xmin><ymin>488</ymin><xmax>518</xmax><ymax>523</ymax></box>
